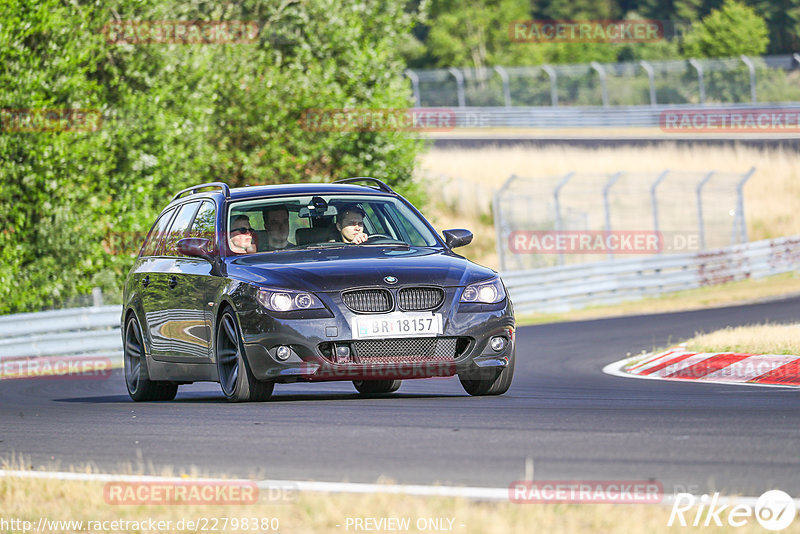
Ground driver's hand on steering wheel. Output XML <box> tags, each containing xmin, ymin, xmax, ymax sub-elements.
<box><xmin>351</xmin><ymin>232</ymin><xmax>369</xmax><ymax>244</ymax></box>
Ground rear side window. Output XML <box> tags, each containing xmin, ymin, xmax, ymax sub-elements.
<box><xmin>164</xmin><ymin>202</ymin><xmax>200</xmax><ymax>256</ymax></box>
<box><xmin>140</xmin><ymin>208</ymin><xmax>176</xmax><ymax>257</ymax></box>
<box><xmin>189</xmin><ymin>201</ymin><xmax>216</xmax><ymax>251</ymax></box>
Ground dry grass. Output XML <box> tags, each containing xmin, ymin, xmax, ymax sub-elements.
<box><xmin>2</xmin><ymin>469</ymin><xmax>796</xmax><ymax>534</ymax></box>
<box><xmin>685</xmin><ymin>322</ymin><xmax>800</xmax><ymax>355</ymax></box>
<box><xmin>418</xmin><ymin>143</ymin><xmax>800</xmax><ymax>270</ymax></box>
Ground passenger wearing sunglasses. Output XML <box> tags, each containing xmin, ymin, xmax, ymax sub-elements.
<box><xmin>229</xmin><ymin>215</ymin><xmax>257</xmax><ymax>254</ymax></box>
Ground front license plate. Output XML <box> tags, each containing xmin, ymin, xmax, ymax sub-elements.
<box><xmin>352</xmin><ymin>313</ymin><xmax>443</xmax><ymax>339</ymax></box>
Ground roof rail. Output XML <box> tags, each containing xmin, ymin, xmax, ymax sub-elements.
<box><xmin>333</xmin><ymin>177</ymin><xmax>395</xmax><ymax>194</ymax></box>
<box><xmin>172</xmin><ymin>182</ymin><xmax>231</xmax><ymax>201</ymax></box>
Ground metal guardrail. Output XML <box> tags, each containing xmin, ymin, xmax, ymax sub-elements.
<box><xmin>502</xmin><ymin>235</ymin><xmax>800</xmax><ymax>313</ymax></box>
<box><xmin>0</xmin><ymin>305</ymin><xmax>123</xmax><ymax>362</ymax></box>
<box><xmin>2</xmin><ymin>236</ymin><xmax>799</xmax><ymax>354</ymax></box>
<box><xmin>425</xmin><ymin>103</ymin><xmax>800</xmax><ymax>129</ymax></box>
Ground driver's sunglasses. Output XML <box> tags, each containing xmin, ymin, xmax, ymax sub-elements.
<box><xmin>231</xmin><ymin>226</ymin><xmax>254</xmax><ymax>235</ymax></box>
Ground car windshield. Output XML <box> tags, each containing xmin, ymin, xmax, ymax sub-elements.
<box><xmin>226</xmin><ymin>194</ymin><xmax>440</xmax><ymax>255</ymax></box>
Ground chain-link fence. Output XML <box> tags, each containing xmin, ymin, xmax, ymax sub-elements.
<box><xmin>494</xmin><ymin>168</ymin><xmax>755</xmax><ymax>272</ymax></box>
<box><xmin>406</xmin><ymin>54</ymin><xmax>800</xmax><ymax>108</ymax></box>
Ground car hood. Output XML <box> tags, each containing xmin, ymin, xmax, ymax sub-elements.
<box><xmin>225</xmin><ymin>246</ymin><xmax>497</xmax><ymax>292</ymax></box>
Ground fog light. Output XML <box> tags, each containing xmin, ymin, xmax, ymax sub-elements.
<box><xmin>490</xmin><ymin>336</ymin><xmax>506</xmax><ymax>352</ymax></box>
<box><xmin>334</xmin><ymin>344</ymin><xmax>351</xmax><ymax>363</ymax></box>
<box><xmin>275</xmin><ymin>346</ymin><xmax>291</xmax><ymax>361</ymax></box>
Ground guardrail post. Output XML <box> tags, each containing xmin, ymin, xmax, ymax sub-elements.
<box><xmin>640</xmin><ymin>60</ymin><xmax>657</xmax><ymax>106</ymax></box>
<box><xmin>404</xmin><ymin>69</ymin><xmax>421</xmax><ymax>107</ymax></box>
<box><xmin>448</xmin><ymin>67</ymin><xmax>466</xmax><ymax>108</ymax></box>
<box><xmin>650</xmin><ymin>170</ymin><xmax>670</xmax><ymax>253</ymax></box>
<box><xmin>590</xmin><ymin>62</ymin><xmax>609</xmax><ymax>107</ymax></box>
<box><xmin>553</xmin><ymin>172</ymin><xmax>574</xmax><ymax>265</ymax></box>
<box><xmin>494</xmin><ymin>66</ymin><xmax>512</xmax><ymax>107</ymax></box>
<box><xmin>689</xmin><ymin>59</ymin><xmax>705</xmax><ymax>104</ymax></box>
<box><xmin>740</xmin><ymin>55</ymin><xmax>757</xmax><ymax>103</ymax></box>
<box><xmin>495</xmin><ymin>174</ymin><xmax>519</xmax><ymax>272</ymax></box>
<box><xmin>696</xmin><ymin>171</ymin><xmax>715</xmax><ymax>249</ymax></box>
<box><xmin>542</xmin><ymin>65</ymin><xmax>558</xmax><ymax>107</ymax></box>
<box><xmin>603</xmin><ymin>172</ymin><xmax>623</xmax><ymax>259</ymax></box>
<box><xmin>732</xmin><ymin>167</ymin><xmax>756</xmax><ymax>244</ymax></box>
<box><xmin>91</xmin><ymin>287</ymin><xmax>104</xmax><ymax>307</ymax></box>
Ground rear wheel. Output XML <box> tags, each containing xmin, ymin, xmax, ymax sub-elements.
<box><xmin>124</xmin><ymin>314</ymin><xmax>178</xmax><ymax>401</ymax></box>
<box><xmin>459</xmin><ymin>348</ymin><xmax>515</xmax><ymax>396</ymax></box>
<box><xmin>216</xmin><ymin>308</ymin><xmax>274</xmax><ymax>402</ymax></box>
<box><xmin>352</xmin><ymin>380</ymin><xmax>402</xmax><ymax>395</ymax></box>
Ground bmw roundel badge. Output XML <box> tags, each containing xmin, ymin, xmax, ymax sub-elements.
<box><xmin>384</xmin><ymin>276</ymin><xmax>398</xmax><ymax>284</ymax></box>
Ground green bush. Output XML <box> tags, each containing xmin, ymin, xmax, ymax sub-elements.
<box><xmin>0</xmin><ymin>0</ymin><xmax>424</xmax><ymax>313</ymax></box>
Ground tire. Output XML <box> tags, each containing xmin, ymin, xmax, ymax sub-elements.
<box><xmin>458</xmin><ymin>347</ymin><xmax>515</xmax><ymax>396</ymax></box>
<box><xmin>124</xmin><ymin>314</ymin><xmax>179</xmax><ymax>401</ymax></box>
<box><xmin>352</xmin><ymin>379</ymin><xmax>402</xmax><ymax>395</ymax></box>
<box><xmin>216</xmin><ymin>307</ymin><xmax>274</xmax><ymax>402</ymax></box>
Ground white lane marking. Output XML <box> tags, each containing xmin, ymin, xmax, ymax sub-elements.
<box><xmin>701</xmin><ymin>354</ymin><xmax>800</xmax><ymax>382</ymax></box>
<box><xmin>0</xmin><ymin>470</ymin><xmax>507</xmax><ymax>501</ymax></box>
<box><xmin>2</xmin><ymin>469</ymin><xmax>797</xmax><ymax>508</ymax></box>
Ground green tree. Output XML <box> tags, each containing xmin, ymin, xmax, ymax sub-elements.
<box><xmin>0</xmin><ymin>0</ymin><xmax>425</xmax><ymax>313</ymax></box>
<box><xmin>682</xmin><ymin>0</ymin><xmax>769</xmax><ymax>56</ymax></box>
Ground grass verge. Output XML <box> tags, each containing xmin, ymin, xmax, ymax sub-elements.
<box><xmin>2</xmin><ymin>470</ymin><xmax>797</xmax><ymax>534</ymax></box>
<box><xmin>684</xmin><ymin>323</ymin><xmax>800</xmax><ymax>355</ymax></box>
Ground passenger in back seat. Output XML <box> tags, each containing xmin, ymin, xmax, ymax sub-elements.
<box><xmin>263</xmin><ymin>205</ymin><xmax>294</xmax><ymax>250</ymax></box>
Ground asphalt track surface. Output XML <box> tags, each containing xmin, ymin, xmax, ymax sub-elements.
<box><xmin>2</xmin><ymin>296</ymin><xmax>800</xmax><ymax>496</ymax></box>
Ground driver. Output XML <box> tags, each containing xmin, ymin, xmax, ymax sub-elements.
<box><xmin>335</xmin><ymin>204</ymin><xmax>368</xmax><ymax>244</ymax></box>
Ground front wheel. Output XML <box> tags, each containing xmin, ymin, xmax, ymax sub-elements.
<box><xmin>216</xmin><ymin>308</ymin><xmax>274</xmax><ymax>402</ymax></box>
<box><xmin>458</xmin><ymin>348</ymin><xmax>515</xmax><ymax>396</ymax></box>
<box><xmin>124</xmin><ymin>314</ymin><xmax>178</xmax><ymax>401</ymax></box>
<box><xmin>353</xmin><ymin>380</ymin><xmax>402</xmax><ymax>395</ymax></box>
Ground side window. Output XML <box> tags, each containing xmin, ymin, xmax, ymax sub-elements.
<box><xmin>140</xmin><ymin>208</ymin><xmax>176</xmax><ymax>257</ymax></box>
<box><xmin>189</xmin><ymin>201</ymin><xmax>216</xmax><ymax>251</ymax></box>
<box><xmin>384</xmin><ymin>204</ymin><xmax>432</xmax><ymax>246</ymax></box>
<box><xmin>362</xmin><ymin>203</ymin><xmax>391</xmax><ymax>236</ymax></box>
<box><xmin>164</xmin><ymin>202</ymin><xmax>200</xmax><ymax>256</ymax></box>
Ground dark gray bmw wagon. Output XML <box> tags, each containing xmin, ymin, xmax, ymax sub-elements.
<box><xmin>121</xmin><ymin>178</ymin><xmax>515</xmax><ymax>402</ymax></box>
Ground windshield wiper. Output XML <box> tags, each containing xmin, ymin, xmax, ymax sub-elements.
<box><xmin>292</xmin><ymin>242</ymin><xmax>348</xmax><ymax>250</ymax></box>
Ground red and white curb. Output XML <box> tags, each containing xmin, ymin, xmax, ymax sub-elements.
<box><xmin>603</xmin><ymin>346</ymin><xmax>800</xmax><ymax>388</ymax></box>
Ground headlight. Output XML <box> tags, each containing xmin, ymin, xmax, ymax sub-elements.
<box><xmin>257</xmin><ymin>288</ymin><xmax>324</xmax><ymax>312</ymax></box>
<box><xmin>460</xmin><ymin>277</ymin><xmax>506</xmax><ymax>304</ymax></box>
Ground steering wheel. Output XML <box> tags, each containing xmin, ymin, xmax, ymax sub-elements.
<box><xmin>364</xmin><ymin>233</ymin><xmax>391</xmax><ymax>242</ymax></box>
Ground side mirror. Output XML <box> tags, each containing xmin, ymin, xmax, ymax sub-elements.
<box><xmin>442</xmin><ymin>229</ymin><xmax>473</xmax><ymax>249</ymax></box>
<box><xmin>177</xmin><ymin>237</ymin><xmax>212</xmax><ymax>258</ymax></box>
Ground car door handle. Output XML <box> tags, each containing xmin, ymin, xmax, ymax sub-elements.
<box><xmin>168</xmin><ymin>276</ymin><xmax>178</xmax><ymax>289</ymax></box>
<box><xmin>141</xmin><ymin>275</ymin><xmax>150</xmax><ymax>288</ymax></box>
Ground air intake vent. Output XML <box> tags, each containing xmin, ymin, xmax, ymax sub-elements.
<box><xmin>398</xmin><ymin>287</ymin><xmax>445</xmax><ymax>311</ymax></box>
<box><xmin>342</xmin><ymin>289</ymin><xmax>393</xmax><ymax>313</ymax></box>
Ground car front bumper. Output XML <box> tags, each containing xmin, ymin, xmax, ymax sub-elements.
<box><xmin>237</xmin><ymin>298</ymin><xmax>515</xmax><ymax>383</ymax></box>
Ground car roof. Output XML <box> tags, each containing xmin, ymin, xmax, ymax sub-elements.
<box><xmin>228</xmin><ymin>183</ymin><xmax>395</xmax><ymax>200</ymax></box>
<box><xmin>165</xmin><ymin>182</ymin><xmax>397</xmax><ymax>210</ymax></box>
